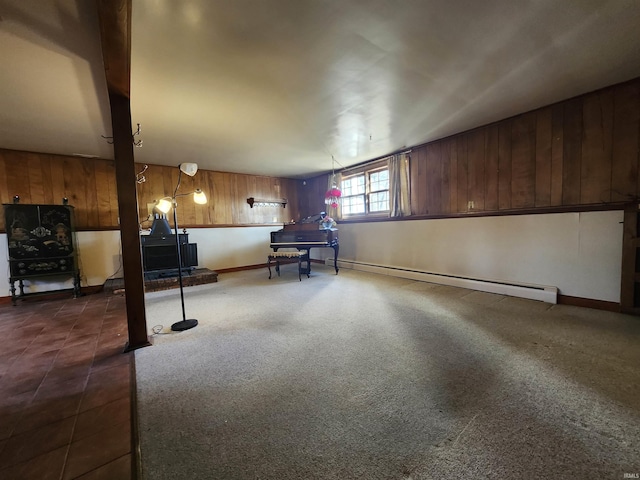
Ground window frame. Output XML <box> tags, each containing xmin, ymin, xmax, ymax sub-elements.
<box><xmin>340</xmin><ymin>160</ymin><xmax>390</xmax><ymax>218</ymax></box>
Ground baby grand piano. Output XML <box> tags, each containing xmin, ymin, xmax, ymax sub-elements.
<box><xmin>270</xmin><ymin>223</ymin><xmax>339</xmax><ymax>275</ymax></box>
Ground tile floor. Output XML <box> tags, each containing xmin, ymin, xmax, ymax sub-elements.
<box><xmin>0</xmin><ymin>292</ymin><xmax>135</xmax><ymax>480</ymax></box>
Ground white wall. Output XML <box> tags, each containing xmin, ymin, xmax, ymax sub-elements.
<box><xmin>1</xmin><ymin>226</ymin><xmax>281</xmax><ymax>298</ymax></box>
<box><xmin>312</xmin><ymin>211</ymin><xmax>623</xmax><ymax>302</ymax></box>
<box><xmin>1</xmin><ymin>212</ymin><xmax>624</xmax><ymax>302</ymax></box>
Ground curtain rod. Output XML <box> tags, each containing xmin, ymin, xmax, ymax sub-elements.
<box><xmin>339</xmin><ymin>148</ymin><xmax>412</xmax><ymax>174</ymax></box>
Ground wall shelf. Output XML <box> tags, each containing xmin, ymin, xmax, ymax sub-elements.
<box><xmin>247</xmin><ymin>197</ymin><xmax>288</xmax><ymax>208</ymax></box>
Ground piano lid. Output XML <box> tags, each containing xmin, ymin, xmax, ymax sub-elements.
<box><xmin>282</xmin><ymin>223</ymin><xmax>319</xmax><ymax>231</ymax></box>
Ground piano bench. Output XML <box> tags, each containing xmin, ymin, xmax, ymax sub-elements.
<box><xmin>268</xmin><ymin>251</ymin><xmax>309</xmax><ymax>281</ymax></box>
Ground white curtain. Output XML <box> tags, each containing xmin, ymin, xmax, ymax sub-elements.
<box><xmin>326</xmin><ymin>172</ymin><xmax>342</xmax><ymax>219</ymax></box>
<box><xmin>389</xmin><ymin>152</ymin><xmax>411</xmax><ymax>217</ymax></box>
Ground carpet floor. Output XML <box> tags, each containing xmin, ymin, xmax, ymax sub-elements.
<box><xmin>135</xmin><ymin>265</ymin><xmax>640</xmax><ymax>480</ymax></box>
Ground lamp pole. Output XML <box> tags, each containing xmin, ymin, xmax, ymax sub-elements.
<box><xmin>170</xmin><ymin>198</ymin><xmax>198</xmax><ymax>332</ymax></box>
<box><xmin>153</xmin><ymin>163</ymin><xmax>205</xmax><ymax>331</ymax></box>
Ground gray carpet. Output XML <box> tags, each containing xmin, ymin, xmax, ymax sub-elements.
<box><xmin>136</xmin><ymin>265</ymin><xmax>640</xmax><ymax>480</ymax></box>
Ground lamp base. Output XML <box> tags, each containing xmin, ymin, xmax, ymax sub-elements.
<box><xmin>171</xmin><ymin>319</ymin><xmax>198</xmax><ymax>331</ymax></box>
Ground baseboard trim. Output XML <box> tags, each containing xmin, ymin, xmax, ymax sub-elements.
<box><xmin>216</xmin><ymin>263</ymin><xmax>270</xmax><ymax>273</ymax></box>
<box><xmin>328</xmin><ymin>258</ymin><xmax>558</xmax><ymax>304</ymax></box>
<box><xmin>0</xmin><ymin>267</ymin><xmax>621</xmax><ymax>313</ymax></box>
<box><xmin>0</xmin><ymin>285</ymin><xmax>103</xmax><ymax>305</ymax></box>
<box><xmin>216</xmin><ymin>259</ymin><xmax>325</xmax><ymax>274</ymax></box>
<box><xmin>557</xmin><ymin>294</ymin><xmax>621</xmax><ymax>312</ymax></box>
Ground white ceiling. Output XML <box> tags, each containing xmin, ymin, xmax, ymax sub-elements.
<box><xmin>1</xmin><ymin>0</ymin><xmax>640</xmax><ymax>179</ymax></box>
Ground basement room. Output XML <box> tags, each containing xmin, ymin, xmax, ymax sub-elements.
<box><xmin>0</xmin><ymin>1</ymin><xmax>639</xmax><ymax>479</ymax></box>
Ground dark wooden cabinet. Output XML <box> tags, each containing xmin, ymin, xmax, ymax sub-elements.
<box><xmin>3</xmin><ymin>203</ymin><xmax>80</xmax><ymax>304</ymax></box>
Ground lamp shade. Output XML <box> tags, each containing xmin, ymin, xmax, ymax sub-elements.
<box><xmin>193</xmin><ymin>189</ymin><xmax>207</xmax><ymax>205</ymax></box>
<box><xmin>155</xmin><ymin>198</ymin><xmax>172</xmax><ymax>214</ymax></box>
<box><xmin>179</xmin><ymin>163</ymin><xmax>198</xmax><ymax>177</ymax></box>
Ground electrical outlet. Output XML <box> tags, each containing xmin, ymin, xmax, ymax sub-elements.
<box><xmin>468</xmin><ymin>200</ymin><xmax>475</xmax><ymax>209</ymax></box>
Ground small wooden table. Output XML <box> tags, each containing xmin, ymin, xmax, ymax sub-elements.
<box><xmin>268</xmin><ymin>251</ymin><xmax>309</xmax><ymax>281</ymax></box>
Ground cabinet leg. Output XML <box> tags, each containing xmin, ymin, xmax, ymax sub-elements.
<box><xmin>10</xmin><ymin>280</ymin><xmax>16</xmax><ymax>306</ymax></box>
<box><xmin>73</xmin><ymin>272</ymin><xmax>81</xmax><ymax>298</ymax></box>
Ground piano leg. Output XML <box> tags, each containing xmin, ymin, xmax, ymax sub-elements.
<box><xmin>333</xmin><ymin>245</ymin><xmax>339</xmax><ymax>274</ymax></box>
<box><xmin>297</xmin><ymin>248</ymin><xmax>312</xmax><ymax>276</ymax></box>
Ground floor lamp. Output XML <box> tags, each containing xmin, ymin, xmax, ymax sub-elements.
<box><xmin>155</xmin><ymin>163</ymin><xmax>207</xmax><ymax>331</ymax></box>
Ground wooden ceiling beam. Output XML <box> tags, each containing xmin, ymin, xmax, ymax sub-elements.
<box><xmin>96</xmin><ymin>0</ymin><xmax>131</xmax><ymax>98</ymax></box>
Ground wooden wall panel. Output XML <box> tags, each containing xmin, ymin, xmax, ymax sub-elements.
<box><xmin>535</xmin><ymin>107</ymin><xmax>552</xmax><ymax>207</ymax></box>
<box><xmin>297</xmin><ymin>175</ymin><xmax>323</xmax><ymax>217</ymax></box>
<box><xmin>485</xmin><ymin>125</ymin><xmax>499</xmax><ymax>211</ymax></box>
<box><xmin>39</xmin><ymin>155</ymin><xmax>55</xmax><ymax>205</ymax></box>
<box><xmin>411</xmin><ymin>147</ymin><xmax>428</xmax><ymax>215</ymax></box>
<box><xmin>0</xmin><ymin>151</ymin><xmax>8</xmax><ymax>205</ymax></box>
<box><xmin>49</xmin><ymin>156</ymin><xmax>67</xmax><ymax>210</ymax></box>
<box><xmin>611</xmin><ymin>82</ymin><xmax>640</xmax><ymax>202</ymax></box>
<box><xmin>467</xmin><ymin>130</ymin><xmax>486</xmax><ymax>211</ymax></box>
<box><xmin>440</xmin><ymin>139</ymin><xmax>453</xmax><ymax>215</ymax></box>
<box><xmin>448</xmin><ymin>138</ymin><xmax>459</xmax><ymax>213</ymax></box>
<box><xmin>94</xmin><ymin>159</ymin><xmax>116</xmax><ymax>228</ymax></box>
<box><xmin>245</xmin><ymin>175</ymin><xmax>258</xmax><ymax>224</ymax></box>
<box><xmin>510</xmin><ymin>112</ymin><xmax>536</xmax><ymax>208</ymax></box>
<box><xmin>456</xmin><ymin>135</ymin><xmax>469</xmax><ymax>212</ymax></box>
<box><xmin>581</xmin><ymin>91</ymin><xmax>613</xmax><ymax>203</ymax></box>
<box><xmin>402</xmin><ymin>78</ymin><xmax>638</xmax><ymax>217</ymax></box>
<box><xmin>562</xmin><ymin>98</ymin><xmax>583</xmax><ymax>205</ymax></box>
<box><xmin>83</xmin><ymin>160</ymin><xmax>100</xmax><ymax>229</ymax></box>
<box><xmin>550</xmin><ymin>104</ymin><xmax>564</xmax><ymax>206</ymax></box>
<box><xmin>137</xmin><ymin>165</ymin><xmax>163</xmax><ymax>226</ymax></box>
<box><xmin>2</xmin><ymin>78</ymin><xmax>640</xmax><ymax>233</ymax></box>
<box><xmin>200</xmin><ymin>171</ymin><xmax>215</xmax><ymax>225</ymax></box>
<box><xmin>282</xmin><ymin>178</ymin><xmax>300</xmax><ymax>222</ymax></box>
<box><xmin>64</xmin><ymin>157</ymin><xmax>88</xmax><ymax>227</ymax></box>
<box><xmin>223</xmin><ymin>172</ymin><xmax>237</xmax><ymax>224</ymax></box>
<box><xmin>425</xmin><ymin>143</ymin><xmax>442</xmax><ymax>215</ymax></box>
<box><xmin>498</xmin><ymin>121</ymin><xmax>512</xmax><ymax>210</ymax></box>
<box><xmin>4</xmin><ymin>151</ymin><xmax>31</xmax><ymax>202</ymax></box>
<box><xmin>178</xmin><ymin>169</ymin><xmax>197</xmax><ymax>225</ymax></box>
<box><xmin>235</xmin><ymin>175</ymin><xmax>250</xmax><ymax>225</ymax></box>
<box><xmin>26</xmin><ymin>154</ymin><xmax>45</xmax><ymax>204</ymax></box>
<box><xmin>0</xmin><ymin>150</ymin><xmax>302</xmax><ymax>231</ymax></box>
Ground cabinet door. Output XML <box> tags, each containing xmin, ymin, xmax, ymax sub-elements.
<box><xmin>620</xmin><ymin>203</ymin><xmax>640</xmax><ymax>315</ymax></box>
<box><xmin>4</xmin><ymin>204</ymin><xmax>76</xmax><ymax>277</ymax></box>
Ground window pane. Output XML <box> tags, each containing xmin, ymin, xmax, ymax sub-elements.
<box><xmin>342</xmin><ymin>175</ymin><xmax>365</xmax><ymax>196</ymax></box>
<box><xmin>342</xmin><ymin>195</ymin><xmax>365</xmax><ymax>214</ymax></box>
<box><xmin>369</xmin><ymin>191</ymin><xmax>389</xmax><ymax>212</ymax></box>
<box><xmin>369</xmin><ymin>169</ymin><xmax>389</xmax><ymax>192</ymax></box>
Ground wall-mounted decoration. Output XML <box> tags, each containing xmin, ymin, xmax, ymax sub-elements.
<box><xmin>247</xmin><ymin>197</ymin><xmax>288</xmax><ymax>208</ymax></box>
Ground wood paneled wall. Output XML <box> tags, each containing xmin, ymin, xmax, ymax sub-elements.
<box><xmin>2</xmin><ymin>78</ymin><xmax>639</xmax><ymax>230</ymax></box>
<box><xmin>135</xmin><ymin>164</ymin><xmax>302</xmax><ymax>228</ymax></box>
<box><xmin>0</xmin><ymin>151</ymin><xmax>119</xmax><ymax>229</ymax></box>
<box><xmin>0</xmin><ymin>150</ymin><xmax>302</xmax><ymax>230</ymax></box>
<box><xmin>409</xmin><ymin>78</ymin><xmax>640</xmax><ymax>216</ymax></box>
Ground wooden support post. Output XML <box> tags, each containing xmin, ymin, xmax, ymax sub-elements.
<box><xmin>111</xmin><ymin>94</ymin><xmax>151</xmax><ymax>351</ymax></box>
<box><xmin>97</xmin><ymin>0</ymin><xmax>151</xmax><ymax>350</ymax></box>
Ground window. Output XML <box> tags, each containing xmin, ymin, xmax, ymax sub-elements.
<box><xmin>341</xmin><ymin>165</ymin><xmax>389</xmax><ymax>216</ymax></box>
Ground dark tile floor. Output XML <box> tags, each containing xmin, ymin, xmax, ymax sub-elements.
<box><xmin>0</xmin><ymin>292</ymin><xmax>134</xmax><ymax>480</ymax></box>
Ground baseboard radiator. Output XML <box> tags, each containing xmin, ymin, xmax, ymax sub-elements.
<box><xmin>325</xmin><ymin>258</ymin><xmax>558</xmax><ymax>304</ymax></box>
